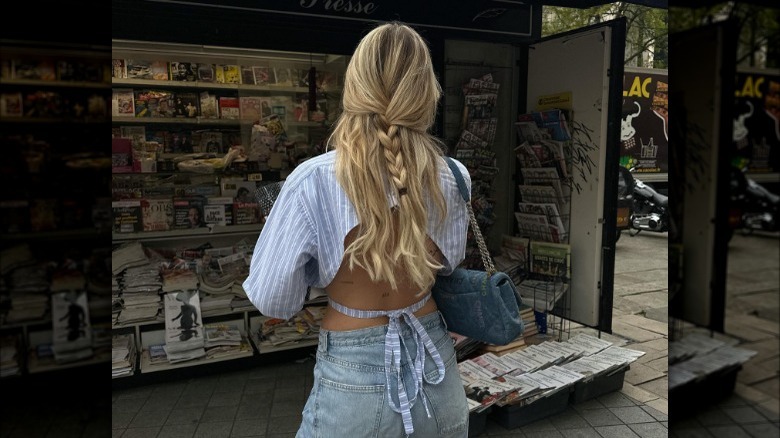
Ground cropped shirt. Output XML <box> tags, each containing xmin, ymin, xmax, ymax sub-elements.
<box><xmin>243</xmin><ymin>150</ymin><xmax>471</xmax><ymax>320</ymax></box>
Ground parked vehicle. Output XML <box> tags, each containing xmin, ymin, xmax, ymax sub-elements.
<box><xmin>727</xmin><ymin>166</ymin><xmax>779</xmax><ymax>240</ymax></box>
<box><xmin>615</xmin><ymin>166</ymin><xmax>669</xmax><ymax>241</ymax></box>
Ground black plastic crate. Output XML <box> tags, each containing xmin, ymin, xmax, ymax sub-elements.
<box><xmin>488</xmin><ymin>387</ymin><xmax>570</xmax><ymax>429</ymax></box>
<box><xmin>570</xmin><ymin>366</ymin><xmax>628</xmax><ymax>404</ymax></box>
<box><xmin>669</xmin><ymin>364</ymin><xmax>741</xmax><ymax>421</ymax></box>
<box><xmin>468</xmin><ymin>407</ymin><xmax>491</xmax><ymax>437</ymax></box>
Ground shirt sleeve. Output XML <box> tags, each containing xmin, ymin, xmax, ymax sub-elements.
<box><xmin>435</xmin><ymin>157</ymin><xmax>472</xmax><ymax>275</ymax></box>
<box><xmin>243</xmin><ymin>185</ymin><xmax>317</xmax><ymax>320</ymax></box>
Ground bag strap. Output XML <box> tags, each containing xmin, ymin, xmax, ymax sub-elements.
<box><xmin>444</xmin><ymin>157</ymin><xmax>496</xmax><ymax>276</ymax></box>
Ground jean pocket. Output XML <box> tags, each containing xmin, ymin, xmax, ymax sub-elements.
<box><xmin>422</xmin><ymin>359</ymin><xmax>469</xmax><ymax>436</ymax></box>
<box><xmin>314</xmin><ymin>377</ymin><xmax>385</xmax><ymax>437</ymax></box>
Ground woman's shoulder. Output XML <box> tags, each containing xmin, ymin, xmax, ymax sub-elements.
<box><xmin>282</xmin><ymin>150</ymin><xmax>337</xmax><ymax>191</ymax></box>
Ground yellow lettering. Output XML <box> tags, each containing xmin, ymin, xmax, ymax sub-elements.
<box><xmin>627</xmin><ymin>77</ymin><xmax>643</xmax><ymax>98</ymax></box>
<box><xmin>642</xmin><ymin>77</ymin><xmax>651</xmax><ymax>98</ymax></box>
<box><xmin>737</xmin><ymin>76</ymin><xmax>766</xmax><ymax>98</ymax></box>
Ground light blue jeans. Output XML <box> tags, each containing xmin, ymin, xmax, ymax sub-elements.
<box><xmin>296</xmin><ymin>311</ymin><xmax>469</xmax><ymax>438</ymax></box>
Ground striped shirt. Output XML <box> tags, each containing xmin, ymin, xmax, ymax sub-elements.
<box><xmin>243</xmin><ymin>150</ymin><xmax>471</xmax><ymax>320</ymax></box>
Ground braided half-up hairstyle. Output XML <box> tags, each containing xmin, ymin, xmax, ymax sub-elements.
<box><xmin>329</xmin><ymin>22</ymin><xmax>447</xmax><ymax>293</ymax></box>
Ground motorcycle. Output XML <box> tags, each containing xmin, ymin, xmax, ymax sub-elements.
<box><xmin>615</xmin><ymin>166</ymin><xmax>669</xmax><ymax>242</ymax></box>
<box><xmin>727</xmin><ymin>166</ymin><xmax>779</xmax><ymax>240</ymax></box>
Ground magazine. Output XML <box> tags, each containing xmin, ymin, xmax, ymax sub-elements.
<box><xmin>529</xmin><ymin>241</ymin><xmax>571</xmax><ymax>279</ymax></box>
<box><xmin>163</xmin><ymin>291</ymin><xmax>205</xmax><ymax>354</ymax></box>
<box><xmin>52</xmin><ymin>291</ymin><xmax>93</xmax><ymax>353</ymax></box>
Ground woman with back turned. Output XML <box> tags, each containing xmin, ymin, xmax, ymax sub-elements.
<box><xmin>244</xmin><ymin>21</ymin><xmax>472</xmax><ymax>437</ymax></box>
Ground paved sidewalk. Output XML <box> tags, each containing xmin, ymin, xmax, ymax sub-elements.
<box><xmin>480</xmin><ymin>230</ymin><xmax>670</xmax><ymax>437</ymax></box>
<box><xmin>669</xmin><ymin>232</ymin><xmax>779</xmax><ymax>437</ymax></box>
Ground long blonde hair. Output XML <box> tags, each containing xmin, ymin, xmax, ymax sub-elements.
<box><xmin>329</xmin><ymin>22</ymin><xmax>447</xmax><ymax>292</ymax></box>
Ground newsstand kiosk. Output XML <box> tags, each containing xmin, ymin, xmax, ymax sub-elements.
<box><xmin>111</xmin><ymin>0</ymin><xmax>637</xmax><ymax>432</ymax></box>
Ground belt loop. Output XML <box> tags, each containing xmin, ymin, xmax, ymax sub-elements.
<box><xmin>318</xmin><ymin>330</ymin><xmax>329</xmax><ymax>354</ymax></box>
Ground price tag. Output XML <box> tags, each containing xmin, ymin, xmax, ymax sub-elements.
<box><xmin>247</xmin><ymin>173</ymin><xmax>263</xmax><ymax>181</ymax></box>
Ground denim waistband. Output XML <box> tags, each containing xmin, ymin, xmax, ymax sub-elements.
<box><xmin>319</xmin><ymin>298</ymin><xmax>446</xmax><ymax>436</ymax></box>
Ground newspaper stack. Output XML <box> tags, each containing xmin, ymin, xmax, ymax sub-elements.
<box><xmin>111</xmin><ymin>241</ymin><xmax>149</xmax><ymax>275</ymax></box>
<box><xmin>668</xmin><ymin>333</ymin><xmax>756</xmax><ymax>390</ymax></box>
<box><xmin>517</xmin><ymin>279</ymin><xmax>568</xmax><ymax>313</ymax></box>
<box><xmin>451</xmin><ymin>332</ymin><xmax>483</xmax><ymax>362</ymax></box>
<box><xmin>0</xmin><ymin>335</ymin><xmax>20</xmax><ymax>377</ymax></box>
<box><xmin>112</xmin><ymin>333</ymin><xmax>136</xmax><ymax>378</ymax></box>
<box><xmin>6</xmin><ymin>263</ymin><xmax>50</xmax><ymax>324</ymax></box>
<box><xmin>115</xmin><ymin>263</ymin><xmax>163</xmax><ymax>325</ymax></box>
<box><xmin>204</xmin><ymin>323</ymin><xmax>249</xmax><ymax>360</ymax></box>
<box><xmin>229</xmin><ymin>284</ymin><xmax>256</xmax><ymax>312</ymax></box>
<box><xmin>254</xmin><ymin>307</ymin><xmax>323</xmax><ymax>351</ymax></box>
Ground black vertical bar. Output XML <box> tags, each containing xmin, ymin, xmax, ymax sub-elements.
<box><xmin>598</xmin><ymin>17</ymin><xmax>627</xmax><ymax>333</ymax></box>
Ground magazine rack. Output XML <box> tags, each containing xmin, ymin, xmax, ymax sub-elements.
<box><xmin>108</xmin><ymin>40</ymin><xmax>348</xmax><ymax>380</ymax></box>
<box><xmin>512</xmin><ymin>20</ymin><xmax>625</xmax><ymax>335</ymax></box>
<box><xmin>0</xmin><ymin>42</ymin><xmax>112</xmax><ymax>379</ymax></box>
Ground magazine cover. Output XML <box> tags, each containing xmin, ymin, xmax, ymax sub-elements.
<box><xmin>252</xmin><ymin>66</ymin><xmax>274</xmax><ymax>85</ymax></box>
<box><xmin>163</xmin><ymin>290</ymin><xmax>205</xmax><ymax>353</ymax></box>
<box><xmin>219</xmin><ymin>97</ymin><xmax>240</xmax><ymax>120</ymax></box>
<box><xmin>198</xmin><ymin>131</ymin><xmax>223</xmax><ymax>154</ymax></box>
<box><xmin>112</xmin><ymin>200</ymin><xmax>143</xmax><ymax>233</ymax></box>
<box><xmin>0</xmin><ymin>93</ymin><xmax>23</xmax><ymax>117</ymax></box>
<box><xmin>172</xmin><ymin>92</ymin><xmax>199</xmax><ymax>118</ymax></box>
<box><xmin>51</xmin><ymin>291</ymin><xmax>92</xmax><ymax>351</ymax></box>
<box><xmin>112</xmin><ymin>89</ymin><xmax>135</xmax><ymax>117</ymax></box>
<box><xmin>239</xmin><ymin>96</ymin><xmax>266</xmax><ymax>121</ymax></box>
<box><xmin>12</xmin><ymin>60</ymin><xmax>56</xmax><ymax>81</ymax></box>
<box><xmin>205</xmin><ymin>197</ymin><xmax>233</xmax><ymax>226</ymax></box>
<box><xmin>126</xmin><ymin>60</ymin><xmax>154</xmax><ymax>80</ymax></box>
<box><xmin>530</xmin><ymin>241</ymin><xmax>571</xmax><ymax>279</ymax></box>
<box><xmin>173</xmin><ymin>196</ymin><xmax>207</xmax><ymax>229</ymax></box>
<box><xmin>199</xmin><ymin>91</ymin><xmax>218</xmax><ymax>119</ymax></box>
<box><xmin>240</xmin><ymin>66</ymin><xmax>255</xmax><ymax>85</ymax></box>
<box><xmin>273</xmin><ymin>67</ymin><xmax>293</xmax><ymax>86</ymax></box>
<box><xmin>197</xmin><ymin>64</ymin><xmax>216</xmax><ymax>82</ymax></box>
<box><xmin>112</xmin><ymin>59</ymin><xmax>127</xmax><ymax>79</ymax></box>
<box><xmin>141</xmin><ymin>198</ymin><xmax>174</xmax><ymax>232</ymax></box>
<box><xmin>170</xmin><ymin>62</ymin><xmax>198</xmax><ymax>82</ymax></box>
<box><xmin>222</xmin><ymin>65</ymin><xmax>241</xmax><ymax>84</ymax></box>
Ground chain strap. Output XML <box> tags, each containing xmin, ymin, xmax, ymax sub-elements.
<box><xmin>465</xmin><ymin>201</ymin><xmax>496</xmax><ymax>276</ymax></box>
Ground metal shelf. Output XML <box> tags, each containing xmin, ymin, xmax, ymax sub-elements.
<box><xmin>0</xmin><ymin>78</ymin><xmax>111</xmax><ymax>89</ymax></box>
<box><xmin>112</xmin><ymin>223</ymin><xmax>262</xmax><ymax>242</ymax></box>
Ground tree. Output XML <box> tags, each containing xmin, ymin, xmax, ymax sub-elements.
<box><xmin>543</xmin><ymin>3</ymin><xmax>668</xmax><ymax>69</ymax></box>
<box><xmin>669</xmin><ymin>2</ymin><xmax>780</xmax><ymax>69</ymax></box>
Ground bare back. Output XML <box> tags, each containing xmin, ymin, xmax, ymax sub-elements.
<box><xmin>322</xmin><ymin>212</ymin><xmax>443</xmax><ymax>330</ymax></box>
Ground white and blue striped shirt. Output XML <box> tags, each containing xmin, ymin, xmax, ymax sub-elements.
<box><xmin>243</xmin><ymin>150</ymin><xmax>471</xmax><ymax>320</ymax></box>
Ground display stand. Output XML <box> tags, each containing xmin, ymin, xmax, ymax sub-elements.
<box><xmin>0</xmin><ymin>42</ymin><xmax>112</xmax><ymax>379</ymax></box>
